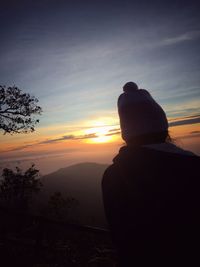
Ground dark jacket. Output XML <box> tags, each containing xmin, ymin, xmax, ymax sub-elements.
<box><xmin>102</xmin><ymin>144</ymin><xmax>200</xmax><ymax>266</ymax></box>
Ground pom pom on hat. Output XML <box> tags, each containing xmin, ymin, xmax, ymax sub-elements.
<box><xmin>123</xmin><ymin>82</ymin><xmax>138</xmax><ymax>92</ymax></box>
<box><xmin>118</xmin><ymin>82</ymin><xmax>168</xmax><ymax>142</ymax></box>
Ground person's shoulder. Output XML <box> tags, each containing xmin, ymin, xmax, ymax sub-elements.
<box><xmin>117</xmin><ymin>93</ymin><xmax>125</xmax><ymax>104</ymax></box>
<box><xmin>102</xmin><ymin>161</ymin><xmax>124</xmax><ymax>190</ymax></box>
<box><xmin>144</xmin><ymin>143</ymin><xmax>199</xmax><ymax>158</ymax></box>
<box><xmin>143</xmin><ymin>143</ymin><xmax>200</xmax><ymax>174</ymax></box>
<box><xmin>102</xmin><ymin>164</ymin><xmax>116</xmax><ymax>184</ymax></box>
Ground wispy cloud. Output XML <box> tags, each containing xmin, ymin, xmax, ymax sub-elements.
<box><xmin>4</xmin><ymin>133</ymin><xmax>99</xmax><ymax>152</ymax></box>
<box><xmin>40</xmin><ymin>133</ymin><xmax>98</xmax><ymax>144</ymax></box>
<box><xmin>161</xmin><ymin>30</ymin><xmax>200</xmax><ymax>46</ymax></box>
<box><xmin>190</xmin><ymin>131</ymin><xmax>200</xmax><ymax>134</ymax></box>
<box><xmin>169</xmin><ymin>115</ymin><xmax>200</xmax><ymax>127</ymax></box>
<box><xmin>168</xmin><ymin>114</ymin><xmax>200</xmax><ymax>122</ymax></box>
<box><xmin>40</xmin><ymin>135</ymin><xmax>75</xmax><ymax>144</ymax></box>
<box><xmin>105</xmin><ymin>128</ymin><xmax>121</xmax><ymax>136</ymax></box>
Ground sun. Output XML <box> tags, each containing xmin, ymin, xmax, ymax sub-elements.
<box><xmin>81</xmin><ymin>118</ymin><xmax>120</xmax><ymax>144</ymax></box>
<box><xmin>91</xmin><ymin>134</ymin><xmax>113</xmax><ymax>143</ymax></box>
<box><xmin>84</xmin><ymin>126</ymin><xmax>112</xmax><ymax>143</ymax></box>
<box><xmin>83</xmin><ymin>123</ymin><xmax>114</xmax><ymax>144</ymax></box>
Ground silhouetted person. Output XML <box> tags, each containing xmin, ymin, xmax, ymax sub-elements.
<box><xmin>102</xmin><ymin>82</ymin><xmax>200</xmax><ymax>267</ymax></box>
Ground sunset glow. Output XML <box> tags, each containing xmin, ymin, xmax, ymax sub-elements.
<box><xmin>88</xmin><ymin>135</ymin><xmax>114</xmax><ymax>144</ymax></box>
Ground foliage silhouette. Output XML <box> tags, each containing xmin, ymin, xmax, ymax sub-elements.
<box><xmin>0</xmin><ymin>85</ymin><xmax>42</xmax><ymax>134</ymax></box>
<box><xmin>0</xmin><ymin>164</ymin><xmax>42</xmax><ymax>211</ymax></box>
<box><xmin>45</xmin><ymin>191</ymin><xmax>79</xmax><ymax>221</ymax></box>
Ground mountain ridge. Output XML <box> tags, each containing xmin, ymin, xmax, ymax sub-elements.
<box><xmin>39</xmin><ymin>162</ymin><xmax>109</xmax><ymax>227</ymax></box>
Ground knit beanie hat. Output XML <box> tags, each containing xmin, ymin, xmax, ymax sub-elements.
<box><xmin>118</xmin><ymin>82</ymin><xmax>168</xmax><ymax>142</ymax></box>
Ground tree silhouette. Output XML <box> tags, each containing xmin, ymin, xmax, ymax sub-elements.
<box><xmin>0</xmin><ymin>164</ymin><xmax>42</xmax><ymax>211</ymax></box>
<box><xmin>46</xmin><ymin>192</ymin><xmax>78</xmax><ymax>220</ymax></box>
<box><xmin>0</xmin><ymin>85</ymin><xmax>42</xmax><ymax>134</ymax></box>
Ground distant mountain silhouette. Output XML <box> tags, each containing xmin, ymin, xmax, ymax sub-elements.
<box><xmin>39</xmin><ymin>162</ymin><xmax>109</xmax><ymax>227</ymax></box>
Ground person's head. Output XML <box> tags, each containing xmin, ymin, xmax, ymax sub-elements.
<box><xmin>118</xmin><ymin>82</ymin><xmax>169</xmax><ymax>146</ymax></box>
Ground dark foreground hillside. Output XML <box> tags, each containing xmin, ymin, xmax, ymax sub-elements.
<box><xmin>0</xmin><ymin>163</ymin><xmax>117</xmax><ymax>266</ymax></box>
<box><xmin>0</xmin><ymin>207</ymin><xmax>116</xmax><ymax>267</ymax></box>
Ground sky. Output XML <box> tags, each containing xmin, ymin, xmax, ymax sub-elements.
<box><xmin>0</xmin><ymin>0</ymin><xmax>200</xmax><ymax>174</ymax></box>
